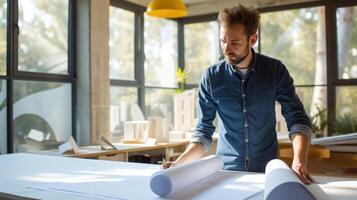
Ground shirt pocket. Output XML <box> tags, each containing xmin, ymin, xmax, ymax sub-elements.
<box><xmin>246</xmin><ymin>90</ymin><xmax>276</xmax><ymax>129</ymax></box>
<box><xmin>215</xmin><ymin>96</ymin><xmax>242</xmax><ymax>116</ymax></box>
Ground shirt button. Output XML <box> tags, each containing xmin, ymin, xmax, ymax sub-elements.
<box><xmin>242</xmin><ymin>79</ymin><xmax>245</xmax><ymax>82</ymax></box>
<box><xmin>243</xmin><ymin>109</ymin><xmax>247</xmax><ymax>113</ymax></box>
<box><xmin>242</xmin><ymin>94</ymin><xmax>246</xmax><ymax>98</ymax></box>
<box><xmin>245</xmin><ymin>138</ymin><xmax>248</xmax><ymax>143</ymax></box>
<box><xmin>245</xmin><ymin>123</ymin><xmax>248</xmax><ymax>127</ymax></box>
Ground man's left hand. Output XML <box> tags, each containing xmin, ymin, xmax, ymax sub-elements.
<box><xmin>291</xmin><ymin>157</ymin><xmax>314</xmax><ymax>184</ymax></box>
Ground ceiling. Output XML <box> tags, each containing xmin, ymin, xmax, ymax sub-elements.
<box><xmin>125</xmin><ymin>0</ymin><xmax>319</xmax><ymax>17</ymax></box>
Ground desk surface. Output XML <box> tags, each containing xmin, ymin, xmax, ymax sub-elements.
<box><xmin>1</xmin><ymin>153</ymin><xmax>357</xmax><ymax>200</ymax></box>
<box><xmin>36</xmin><ymin>139</ymin><xmax>192</xmax><ymax>158</ymax></box>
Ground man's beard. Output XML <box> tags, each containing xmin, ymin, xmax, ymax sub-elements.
<box><xmin>225</xmin><ymin>46</ymin><xmax>250</xmax><ymax>66</ymax></box>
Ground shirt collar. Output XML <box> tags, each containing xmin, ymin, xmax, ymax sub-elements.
<box><xmin>228</xmin><ymin>48</ymin><xmax>257</xmax><ymax>73</ymax></box>
<box><xmin>250</xmin><ymin>48</ymin><xmax>257</xmax><ymax>72</ymax></box>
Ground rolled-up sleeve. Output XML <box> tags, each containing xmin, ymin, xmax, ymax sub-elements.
<box><xmin>190</xmin><ymin>69</ymin><xmax>218</xmax><ymax>151</ymax></box>
<box><xmin>289</xmin><ymin>124</ymin><xmax>312</xmax><ymax>140</ymax></box>
<box><xmin>276</xmin><ymin>63</ymin><xmax>312</xmax><ymax>140</ymax></box>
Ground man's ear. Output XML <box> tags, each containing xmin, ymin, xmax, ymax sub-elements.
<box><xmin>249</xmin><ymin>33</ymin><xmax>258</xmax><ymax>46</ymax></box>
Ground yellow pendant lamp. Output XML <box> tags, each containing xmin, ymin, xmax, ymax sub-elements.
<box><xmin>146</xmin><ymin>0</ymin><xmax>188</xmax><ymax>18</ymax></box>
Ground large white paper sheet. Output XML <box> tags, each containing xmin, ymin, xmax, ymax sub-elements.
<box><xmin>25</xmin><ymin>167</ymin><xmax>159</xmax><ymax>200</ymax></box>
<box><xmin>167</xmin><ymin>171</ymin><xmax>265</xmax><ymax>200</ymax></box>
<box><xmin>2</xmin><ymin>154</ymin><xmax>357</xmax><ymax>200</ymax></box>
<box><xmin>34</xmin><ymin>164</ymin><xmax>265</xmax><ymax>200</ymax></box>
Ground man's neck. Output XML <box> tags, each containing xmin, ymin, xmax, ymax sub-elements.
<box><xmin>235</xmin><ymin>49</ymin><xmax>253</xmax><ymax>69</ymax></box>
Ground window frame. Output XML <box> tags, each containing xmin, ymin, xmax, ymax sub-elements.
<box><xmin>110</xmin><ymin>0</ymin><xmax>180</xmax><ymax>120</ymax></box>
<box><xmin>258</xmin><ymin>1</ymin><xmax>357</xmax><ymax>136</ymax></box>
<box><xmin>5</xmin><ymin>0</ymin><xmax>76</xmax><ymax>153</ymax></box>
<box><xmin>110</xmin><ymin>0</ymin><xmax>145</xmax><ymax>115</ymax></box>
<box><xmin>143</xmin><ymin>14</ymin><xmax>180</xmax><ymax>126</ymax></box>
<box><xmin>178</xmin><ymin>13</ymin><xmax>220</xmax><ymax>89</ymax></box>
<box><xmin>329</xmin><ymin>1</ymin><xmax>357</xmax><ymax>135</ymax></box>
<box><xmin>332</xmin><ymin>1</ymin><xmax>357</xmax><ymax>85</ymax></box>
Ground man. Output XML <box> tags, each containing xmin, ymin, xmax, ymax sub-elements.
<box><xmin>163</xmin><ymin>5</ymin><xmax>313</xmax><ymax>184</ymax></box>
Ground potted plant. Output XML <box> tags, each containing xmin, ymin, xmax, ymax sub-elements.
<box><xmin>176</xmin><ymin>68</ymin><xmax>188</xmax><ymax>93</ymax></box>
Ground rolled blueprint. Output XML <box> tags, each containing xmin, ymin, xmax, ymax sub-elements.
<box><xmin>264</xmin><ymin>159</ymin><xmax>316</xmax><ymax>200</ymax></box>
<box><xmin>150</xmin><ymin>155</ymin><xmax>224</xmax><ymax>197</ymax></box>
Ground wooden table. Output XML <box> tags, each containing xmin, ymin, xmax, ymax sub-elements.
<box><xmin>36</xmin><ymin>137</ymin><xmax>218</xmax><ymax>162</ymax></box>
<box><xmin>36</xmin><ymin>140</ymin><xmax>191</xmax><ymax>161</ymax></box>
<box><xmin>278</xmin><ymin>139</ymin><xmax>357</xmax><ymax>175</ymax></box>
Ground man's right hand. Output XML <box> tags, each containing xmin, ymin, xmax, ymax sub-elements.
<box><xmin>161</xmin><ymin>161</ymin><xmax>177</xmax><ymax>169</ymax></box>
<box><xmin>161</xmin><ymin>143</ymin><xmax>206</xmax><ymax>170</ymax></box>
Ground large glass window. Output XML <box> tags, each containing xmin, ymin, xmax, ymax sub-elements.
<box><xmin>261</xmin><ymin>7</ymin><xmax>328</xmax><ymax>135</ymax></box>
<box><xmin>0</xmin><ymin>0</ymin><xmax>74</xmax><ymax>153</ymax></box>
<box><xmin>18</xmin><ymin>0</ymin><xmax>69</xmax><ymax>74</ymax></box>
<box><xmin>0</xmin><ymin>0</ymin><xmax>6</xmax><ymax>76</ymax></box>
<box><xmin>337</xmin><ymin>6</ymin><xmax>357</xmax><ymax>79</ymax></box>
<box><xmin>145</xmin><ymin>15</ymin><xmax>178</xmax><ymax>87</ymax></box>
<box><xmin>13</xmin><ymin>81</ymin><xmax>71</xmax><ymax>152</ymax></box>
<box><xmin>261</xmin><ymin>7</ymin><xmax>326</xmax><ymax>85</ymax></box>
<box><xmin>184</xmin><ymin>21</ymin><xmax>219</xmax><ymax>84</ymax></box>
<box><xmin>109</xmin><ymin>6</ymin><xmax>135</xmax><ymax>80</ymax></box>
<box><xmin>110</xmin><ymin>86</ymin><xmax>138</xmax><ymax>138</ymax></box>
<box><xmin>109</xmin><ymin>5</ymin><xmax>140</xmax><ymax>140</ymax></box>
<box><xmin>0</xmin><ymin>79</ymin><xmax>6</xmax><ymax>154</ymax></box>
<box><xmin>335</xmin><ymin>86</ymin><xmax>357</xmax><ymax>135</ymax></box>
<box><xmin>145</xmin><ymin>88</ymin><xmax>176</xmax><ymax>127</ymax></box>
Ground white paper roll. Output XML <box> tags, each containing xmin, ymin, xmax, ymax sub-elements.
<box><xmin>150</xmin><ymin>155</ymin><xmax>224</xmax><ymax>197</ymax></box>
<box><xmin>264</xmin><ymin>159</ymin><xmax>316</xmax><ymax>200</ymax></box>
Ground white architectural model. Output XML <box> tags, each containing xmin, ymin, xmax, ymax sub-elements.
<box><xmin>173</xmin><ymin>89</ymin><xmax>197</xmax><ymax>132</ymax></box>
<box><xmin>148</xmin><ymin>116</ymin><xmax>169</xmax><ymax>142</ymax></box>
<box><xmin>123</xmin><ymin>121</ymin><xmax>151</xmax><ymax>143</ymax></box>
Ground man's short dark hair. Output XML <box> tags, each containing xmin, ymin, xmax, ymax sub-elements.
<box><xmin>217</xmin><ymin>4</ymin><xmax>260</xmax><ymax>36</ymax></box>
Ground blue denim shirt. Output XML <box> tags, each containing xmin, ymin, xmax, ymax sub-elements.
<box><xmin>191</xmin><ymin>50</ymin><xmax>312</xmax><ymax>172</ymax></box>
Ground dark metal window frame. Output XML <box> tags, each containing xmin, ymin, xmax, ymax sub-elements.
<box><xmin>329</xmin><ymin>0</ymin><xmax>357</xmax><ymax>85</ymax></box>
<box><xmin>110</xmin><ymin>0</ymin><xmax>145</xmax><ymax>113</ymax></box>
<box><xmin>110</xmin><ymin>0</ymin><xmax>180</xmax><ymax>118</ymax></box>
<box><xmin>178</xmin><ymin>14</ymin><xmax>220</xmax><ymax>89</ymax></box>
<box><xmin>326</xmin><ymin>0</ymin><xmax>357</xmax><ymax>135</ymax></box>
<box><xmin>143</xmin><ymin>14</ymin><xmax>180</xmax><ymax>93</ymax></box>
<box><xmin>259</xmin><ymin>0</ymin><xmax>357</xmax><ymax>134</ymax></box>
<box><xmin>5</xmin><ymin>0</ymin><xmax>76</xmax><ymax>153</ymax></box>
